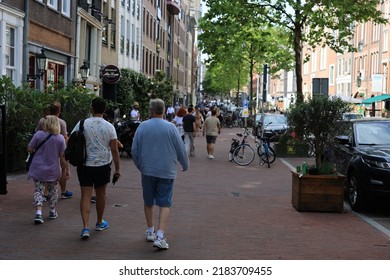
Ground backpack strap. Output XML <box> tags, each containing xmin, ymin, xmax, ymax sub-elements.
<box><xmin>80</xmin><ymin>119</ymin><xmax>85</xmax><ymax>132</ymax></box>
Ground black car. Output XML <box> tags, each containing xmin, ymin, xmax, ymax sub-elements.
<box><xmin>329</xmin><ymin>118</ymin><xmax>390</xmax><ymax>211</ymax></box>
<box><xmin>256</xmin><ymin>113</ymin><xmax>288</xmax><ymax>141</ymax></box>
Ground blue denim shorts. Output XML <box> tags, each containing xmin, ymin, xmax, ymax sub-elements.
<box><xmin>141</xmin><ymin>174</ymin><xmax>174</xmax><ymax>207</ymax></box>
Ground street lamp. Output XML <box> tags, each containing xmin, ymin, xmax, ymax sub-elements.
<box><xmin>79</xmin><ymin>61</ymin><xmax>90</xmax><ymax>86</ymax></box>
<box><xmin>27</xmin><ymin>48</ymin><xmax>47</xmax><ymax>81</ymax></box>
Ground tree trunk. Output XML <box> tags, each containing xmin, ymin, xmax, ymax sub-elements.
<box><xmin>294</xmin><ymin>26</ymin><xmax>304</xmax><ymax>104</ymax></box>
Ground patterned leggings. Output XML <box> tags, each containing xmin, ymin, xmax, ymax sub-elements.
<box><xmin>33</xmin><ymin>180</ymin><xmax>58</xmax><ymax>210</ymax></box>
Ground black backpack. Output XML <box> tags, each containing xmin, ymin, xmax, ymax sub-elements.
<box><xmin>65</xmin><ymin>119</ymin><xmax>87</xmax><ymax>166</ymax></box>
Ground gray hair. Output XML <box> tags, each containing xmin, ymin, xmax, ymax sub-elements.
<box><xmin>149</xmin><ymin>98</ymin><xmax>165</xmax><ymax>115</ymax></box>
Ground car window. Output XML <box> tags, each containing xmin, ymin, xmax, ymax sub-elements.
<box><xmin>356</xmin><ymin>122</ymin><xmax>390</xmax><ymax>145</ymax></box>
<box><xmin>343</xmin><ymin>113</ymin><xmax>364</xmax><ymax>121</ymax></box>
<box><xmin>263</xmin><ymin>115</ymin><xmax>287</xmax><ymax>125</ymax></box>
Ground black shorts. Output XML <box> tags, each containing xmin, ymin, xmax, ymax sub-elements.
<box><xmin>206</xmin><ymin>135</ymin><xmax>217</xmax><ymax>144</ymax></box>
<box><xmin>77</xmin><ymin>164</ymin><xmax>111</xmax><ymax>188</ymax></box>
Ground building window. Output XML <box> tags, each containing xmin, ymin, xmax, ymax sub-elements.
<box><xmin>5</xmin><ymin>25</ymin><xmax>16</xmax><ymax>79</ymax></box>
<box><xmin>137</xmin><ymin>0</ymin><xmax>140</xmax><ymax>19</ymax></box>
<box><xmin>384</xmin><ymin>30</ymin><xmax>389</xmax><ymax>52</ymax></box>
<box><xmin>131</xmin><ymin>24</ymin><xmax>135</xmax><ymax>58</ymax></box>
<box><xmin>329</xmin><ymin>65</ymin><xmax>335</xmax><ymax>86</ymax></box>
<box><xmin>48</xmin><ymin>0</ymin><xmax>58</xmax><ymax>10</ymax></box>
<box><xmin>120</xmin><ymin>16</ymin><xmax>125</xmax><ymax>53</ymax></box>
<box><xmin>61</xmin><ymin>0</ymin><xmax>70</xmax><ymax>17</ymax></box>
<box><xmin>311</xmin><ymin>50</ymin><xmax>317</xmax><ymax>72</ymax></box>
<box><xmin>320</xmin><ymin>47</ymin><xmax>326</xmax><ymax>70</ymax></box>
<box><xmin>136</xmin><ymin>27</ymin><xmax>140</xmax><ymax>60</ymax></box>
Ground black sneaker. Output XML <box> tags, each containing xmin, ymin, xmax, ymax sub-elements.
<box><xmin>34</xmin><ymin>214</ymin><xmax>44</xmax><ymax>224</ymax></box>
<box><xmin>91</xmin><ymin>196</ymin><xmax>96</xmax><ymax>203</ymax></box>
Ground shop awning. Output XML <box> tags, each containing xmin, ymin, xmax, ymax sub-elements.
<box><xmin>362</xmin><ymin>94</ymin><xmax>390</xmax><ymax>104</ymax></box>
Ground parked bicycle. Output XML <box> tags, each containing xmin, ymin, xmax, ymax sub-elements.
<box><xmin>255</xmin><ymin>123</ymin><xmax>277</xmax><ymax>168</ymax></box>
<box><xmin>228</xmin><ymin>127</ymin><xmax>256</xmax><ymax>166</ymax></box>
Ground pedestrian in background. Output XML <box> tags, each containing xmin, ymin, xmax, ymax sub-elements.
<box><xmin>166</xmin><ymin>104</ymin><xmax>175</xmax><ymax>121</ymax></box>
<box><xmin>203</xmin><ymin>108</ymin><xmax>221</xmax><ymax>159</ymax></box>
<box><xmin>71</xmin><ymin>97</ymin><xmax>121</xmax><ymax>240</ymax></box>
<box><xmin>36</xmin><ymin>101</ymin><xmax>72</xmax><ymax>199</ymax></box>
<box><xmin>130</xmin><ymin>101</ymin><xmax>141</xmax><ymax>121</ymax></box>
<box><xmin>194</xmin><ymin>106</ymin><xmax>203</xmax><ymax>136</ymax></box>
<box><xmin>132</xmin><ymin>98</ymin><xmax>189</xmax><ymax>250</ymax></box>
<box><xmin>172</xmin><ymin>107</ymin><xmax>187</xmax><ymax>141</ymax></box>
<box><xmin>182</xmin><ymin>106</ymin><xmax>196</xmax><ymax>156</ymax></box>
<box><xmin>28</xmin><ymin>115</ymin><xmax>68</xmax><ymax>224</ymax></box>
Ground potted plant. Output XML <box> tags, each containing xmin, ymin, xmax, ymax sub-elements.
<box><xmin>286</xmin><ymin>95</ymin><xmax>351</xmax><ymax>212</ymax></box>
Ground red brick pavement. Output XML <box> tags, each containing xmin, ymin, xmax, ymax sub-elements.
<box><xmin>1</xmin><ymin>127</ymin><xmax>390</xmax><ymax>260</ymax></box>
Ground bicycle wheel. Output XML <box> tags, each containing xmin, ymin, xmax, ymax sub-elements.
<box><xmin>257</xmin><ymin>144</ymin><xmax>276</xmax><ymax>163</ymax></box>
<box><xmin>233</xmin><ymin>144</ymin><xmax>255</xmax><ymax>166</ymax></box>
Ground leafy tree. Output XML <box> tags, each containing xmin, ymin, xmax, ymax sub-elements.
<box><xmin>117</xmin><ymin>69</ymin><xmax>174</xmax><ymax>120</ymax></box>
<box><xmin>198</xmin><ymin>0</ymin><xmax>294</xmax><ymax>108</ymax></box>
<box><xmin>241</xmin><ymin>0</ymin><xmax>387</xmax><ymax>103</ymax></box>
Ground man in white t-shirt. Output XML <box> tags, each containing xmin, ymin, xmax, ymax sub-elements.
<box><xmin>166</xmin><ymin>105</ymin><xmax>175</xmax><ymax>121</ymax></box>
<box><xmin>130</xmin><ymin>102</ymin><xmax>141</xmax><ymax>121</ymax></box>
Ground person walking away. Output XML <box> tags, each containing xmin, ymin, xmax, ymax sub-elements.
<box><xmin>171</xmin><ymin>107</ymin><xmax>187</xmax><ymax>141</ymax></box>
<box><xmin>28</xmin><ymin>115</ymin><xmax>68</xmax><ymax>224</ymax></box>
<box><xmin>203</xmin><ymin>108</ymin><xmax>221</xmax><ymax>159</ymax></box>
<box><xmin>70</xmin><ymin>97</ymin><xmax>121</xmax><ymax>240</ymax></box>
<box><xmin>182</xmin><ymin>106</ymin><xmax>196</xmax><ymax>156</ymax></box>
<box><xmin>131</xmin><ymin>98</ymin><xmax>189</xmax><ymax>250</ymax></box>
<box><xmin>166</xmin><ymin>104</ymin><xmax>175</xmax><ymax>122</ymax></box>
<box><xmin>194</xmin><ymin>106</ymin><xmax>203</xmax><ymax>136</ymax></box>
<box><xmin>36</xmin><ymin>101</ymin><xmax>72</xmax><ymax>199</ymax></box>
<box><xmin>130</xmin><ymin>101</ymin><xmax>141</xmax><ymax>121</ymax></box>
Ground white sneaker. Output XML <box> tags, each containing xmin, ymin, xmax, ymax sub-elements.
<box><xmin>207</xmin><ymin>154</ymin><xmax>214</xmax><ymax>159</ymax></box>
<box><xmin>153</xmin><ymin>238</ymin><xmax>169</xmax><ymax>249</ymax></box>
<box><xmin>145</xmin><ymin>230</ymin><xmax>156</xmax><ymax>242</ymax></box>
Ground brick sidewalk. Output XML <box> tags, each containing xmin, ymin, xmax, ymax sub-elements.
<box><xmin>1</xmin><ymin>127</ymin><xmax>390</xmax><ymax>260</ymax></box>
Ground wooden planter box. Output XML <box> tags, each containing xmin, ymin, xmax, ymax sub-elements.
<box><xmin>291</xmin><ymin>171</ymin><xmax>346</xmax><ymax>213</ymax></box>
<box><xmin>275</xmin><ymin>142</ymin><xmax>308</xmax><ymax>157</ymax></box>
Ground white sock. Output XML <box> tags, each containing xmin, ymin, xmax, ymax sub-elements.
<box><xmin>147</xmin><ymin>226</ymin><xmax>155</xmax><ymax>234</ymax></box>
<box><xmin>36</xmin><ymin>210</ymin><xmax>42</xmax><ymax>215</ymax></box>
<box><xmin>156</xmin><ymin>230</ymin><xmax>164</xmax><ymax>239</ymax></box>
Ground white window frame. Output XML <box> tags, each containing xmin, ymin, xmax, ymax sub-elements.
<box><xmin>311</xmin><ymin>50</ymin><xmax>317</xmax><ymax>72</ymax></box>
<box><xmin>383</xmin><ymin>30</ymin><xmax>389</xmax><ymax>52</ymax></box>
<box><xmin>5</xmin><ymin>25</ymin><xmax>16</xmax><ymax>79</ymax></box>
<box><xmin>48</xmin><ymin>0</ymin><xmax>58</xmax><ymax>10</ymax></box>
<box><xmin>303</xmin><ymin>60</ymin><xmax>308</xmax><ymax>75</ymax></box>
<box><xmin>320</xmin><ymin>47</ymin><xmax>327</xmax><ymax>70</ymax></box>
<box><xmin>329</xmin><ymin>64</ymin><xmax>335</xmax><ymax>86</ymax></box>
<box><xmin>61</xmin><ymin>0</ymin><xmax>70</xmax><ymax>17</ymax></box>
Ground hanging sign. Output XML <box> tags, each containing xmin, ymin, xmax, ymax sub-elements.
<box><xmin>102</xmin><ymin>65</ymin><xmax>121</xmax><ymax>84</ymax></box>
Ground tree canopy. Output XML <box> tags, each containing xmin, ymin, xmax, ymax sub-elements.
<box><xmin>200</xmin><ymin>0</ymin><xmax>386</xmax><ymax>104</ymax></box>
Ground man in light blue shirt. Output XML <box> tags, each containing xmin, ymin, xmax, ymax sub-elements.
<box><xmin>132</xmin><ymin>98</ymin><xmax>189</xmax><ymax>250</ymax></box>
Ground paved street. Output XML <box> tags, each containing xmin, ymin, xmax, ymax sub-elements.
<box><xmin>1</xmin><ymin>127</ymin><xmax>390</xmax><ymax>260</ymax></box>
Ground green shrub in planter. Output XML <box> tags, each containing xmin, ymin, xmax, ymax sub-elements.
<box><xmin>287</xmin><ymin>95</ymin><xmax>351</xmax><ymax>168</ymax></box>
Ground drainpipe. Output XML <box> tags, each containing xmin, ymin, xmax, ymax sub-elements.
<box><xmin>22</xmin><ymin>0</ymin><xmax>30</xmax><ymax>82</ymax></box>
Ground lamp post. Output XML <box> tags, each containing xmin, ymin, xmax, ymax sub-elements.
<box><xmin>79</xmin><ymin>61</ymin><xmax>90</xmax><ymax>86</ymax></box>
<box><xmin>27</xmin><ymin>48</ymin><xmax>47</xmax><ymax>81</ymax></box>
